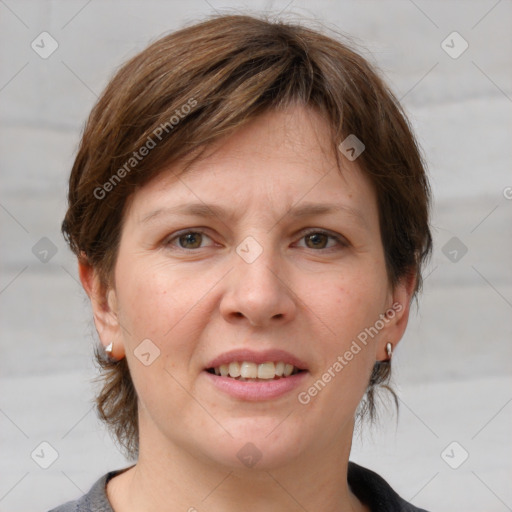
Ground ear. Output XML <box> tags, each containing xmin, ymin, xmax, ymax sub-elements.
<box><xmin>78</xmin><ymin>259</ymin><xmax>125</xmax><ymax>360</ymax></box>
<box><xmin>376</xmin><ymin>272</ymin><xmax>417</xmax><ymax>361</ymax></box>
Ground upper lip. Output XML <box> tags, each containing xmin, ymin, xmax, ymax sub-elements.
<box><xmin>205</xmin><ymin>349</ymin><xmax>308</xmax><ymax>371</ymax></box>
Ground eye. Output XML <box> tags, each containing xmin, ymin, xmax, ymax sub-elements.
<box><xmin>297</xmin><ymin>229</ymin><xmax>348</xmax><ymax>250</ymax></box>
<box><xmin>165</xmin><ymin>230</ymin><xmax>214</xmax><ymax>250</ymax></box>
<box><xmin>163</xmin><ymin>228</ymin><xmax>347</xmax><ymax>252</ymax></box>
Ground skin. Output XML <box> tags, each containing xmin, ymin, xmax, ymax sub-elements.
<box><xmin>80</xmin><ymin>105</ymin><xmax>415</xmax><ymax>512</ymax></box>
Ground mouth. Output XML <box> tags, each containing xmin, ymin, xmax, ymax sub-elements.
<box><xmin>203</xmin><ymin>349</ymin><xmax>309</xmax><ymax>400</ymax></box>
<box><xmin>206</xmin><ymin>361</ymin><xmax>305</xmax><ymax>381</ymax></box>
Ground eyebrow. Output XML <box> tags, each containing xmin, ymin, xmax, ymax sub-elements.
<box><xmin>140</xmin><ymin>202</ymin><xmax>367</xmax><ymax>226</ymax></box>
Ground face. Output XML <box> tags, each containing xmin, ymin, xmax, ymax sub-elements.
<box><xmin>84</xmin><ymin>105</ymin><xmax>413</xmax><ymax>471</ymax></box>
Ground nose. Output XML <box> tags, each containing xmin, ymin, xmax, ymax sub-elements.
<box><xmin>219</xmin><ymin>241</ymin><xmax>297</xmax><ymax>328</ymax></box>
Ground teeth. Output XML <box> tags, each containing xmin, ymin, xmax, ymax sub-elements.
<box><xmin>257</xmin><ymin>362</ymin><xmax>275</xmax><ymax>379</ymax></box>
<box><xmin>228</xmin><ymin>362</ymin><xmax>241</xmax><ymax>377</ymax></box>
<box><xmin>240</xmin><ymin>362</ymin><xmax>258</xmax><ymax>379</ymax></box>
<box><xmin>211</xmin><ymin>361</ymin><xmax>300</xmax><ymax>380</ymax></box>
<box><xmin>284</xmin><ymin>363</ymin><xmax>294</xmax><ymax>377</ymax></box>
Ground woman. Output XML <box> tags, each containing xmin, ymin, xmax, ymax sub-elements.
<box><xmin>51</xmin><ymin>13</ymin><xmax>432</xmax><ymax>512</ymax></box>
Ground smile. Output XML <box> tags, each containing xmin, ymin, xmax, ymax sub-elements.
<box><xmin>203</xmin><ymin>348</ymin><xmax>309</xmax><ymax>400</ymax></box>
<box><xmin>207</xmin><ymin>361</ymin><xmax>303</xmax><ymax>380</ymax></box>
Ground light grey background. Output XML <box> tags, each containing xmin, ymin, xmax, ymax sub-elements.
<box><xmin>1</xmin><ymin>1</ymin><xmax>511</xmax><ymax>510</ymax></box>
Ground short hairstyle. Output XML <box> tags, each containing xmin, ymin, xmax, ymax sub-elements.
<box><xmin>62</xmin><ymin>14</ymin><xmax>432</xmax><ymax>459</ymax></box>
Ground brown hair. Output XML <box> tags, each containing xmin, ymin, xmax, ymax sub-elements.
<box><xmin>62</xmin><ymin>14</ymin><xmax>432</xmax><ymax>459</ymax></box>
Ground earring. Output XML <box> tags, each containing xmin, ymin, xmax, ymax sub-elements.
<box><xmin>385</xmin><ymin>342</ymin><xmax>393</xmax><ymax>361</ymax></box>
<box><xmin>105</xmin><ymin>342</ymin><xmax>113</xmax><ymax>354</ymax></box>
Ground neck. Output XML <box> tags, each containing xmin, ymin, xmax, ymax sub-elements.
<box><xmin>107</xmin><ymin>420</ymin><xmax>366</xmax><ymax>512</ymax></box>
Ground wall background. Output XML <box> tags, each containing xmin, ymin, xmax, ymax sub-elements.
<box><xmin>1</xmin><ymin>1</ymin><xmax>511</xmax><ymax>510</ymax></box>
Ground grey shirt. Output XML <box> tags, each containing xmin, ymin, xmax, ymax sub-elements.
<box><xmin>48</xmin><ymin>461</ymin><xmax>430</xmax><ymax>512</ymax></box>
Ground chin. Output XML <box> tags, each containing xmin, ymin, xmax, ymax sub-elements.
<box><xmin>201</xmin><ymin>417</ymin><xmax>308</xmax><ymax>471</ymax></box>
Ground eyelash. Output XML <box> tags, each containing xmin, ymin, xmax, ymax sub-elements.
<box><xmin>164</xmin><ymin>228</ymin><xmax>349</xmax><ymax>252</ymax></box>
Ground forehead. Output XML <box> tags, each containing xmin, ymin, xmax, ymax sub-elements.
<box><xmin>126</xmin><ymin>105</ymin><xmax>378</xmax><ymax>225</ymax></box>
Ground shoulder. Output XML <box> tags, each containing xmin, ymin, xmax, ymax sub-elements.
<box><xmin>347</xmin><ymin>461</ymin><xmax>431</xmax><ymax>512</ymax></box>
<box><xmin>47</xmin><ymin>468</ymin><xmax>129</xmax><ymax>512</ymax></box>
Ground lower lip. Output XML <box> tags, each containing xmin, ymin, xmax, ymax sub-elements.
<box><xmin>203</xmin><ymin>370</ymin><xmax>308</xmax><ymax>401</ymax></box>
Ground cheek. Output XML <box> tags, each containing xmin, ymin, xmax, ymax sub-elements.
<box><xmin>120</xmin><ymin>279</ymin><xmax>174</xmax><ymax>340</ymax></box>
<box><xmin>114</xmin><ymin>261</ymin><xmax>202</xmax><ymax>414</ymax></box>
<box><xmin>115</xmin><ymin>257</ymin><xmax>193</xmax><ymax>341</ymax></box>
<box><xmin>114</xmin><ymin>257</ymin><xmax>215</xmax><ymax>382</ymax></box>
<box><xmin>298</xmin><ymin>276</ymin><xmax>383</xmax><ymax>426</ymax></box>
<box><xmin>301</xmin><ymin>265</ymin><xmax>387</xmax><ymax>397</ymax></box>
<box><xmin>311</xmin><ymin>265</ymin><xmax>388</xmax><ymax>340</ymax></box>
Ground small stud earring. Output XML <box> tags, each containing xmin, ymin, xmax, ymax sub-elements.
<box><xmin>385</xmin><ymin>342</ymin><xmax>393</xmax><ymax>361</ymax></box>
<box><xmin>105</xmin><ymin>342</ymin><xmax>113</xmax><ymax>354</ymax></box>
